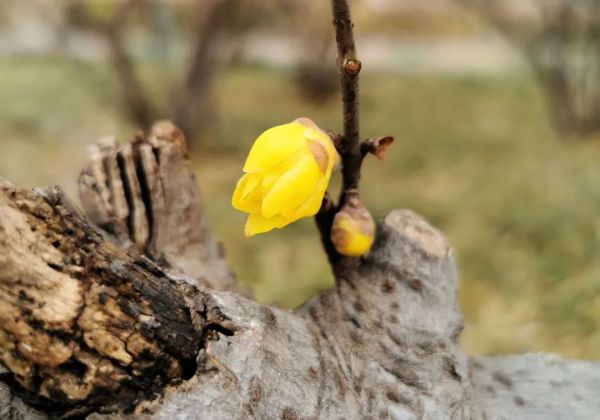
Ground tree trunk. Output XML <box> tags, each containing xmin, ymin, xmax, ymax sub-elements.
<box><xmin>0</xmin><ymin>125</ymin><xmax>599</xmax><ymax>419</ymax></box>
<box><xmin>463</xmin><ymin>0</ymin><xmax>600</xmax><ymax>139</ymax></box>
<box><xmin>170</xmin><ymin>0</ymin><xmax>235</xmax><ymax>145</ymax></box>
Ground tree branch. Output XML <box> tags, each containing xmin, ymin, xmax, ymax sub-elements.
<box><xmin>315</xmin><ymin>0</ymin><xmax>364</xmax><ymax>265</ymax></box>
<box><xmin>104</xmin><ymin>25</ymin><xmax>157</xmax><ymax>130</ymax></box>
<box><xmin>69</xmin><ymin>0</ymin><xmax>157</xmax><ymax>129</ymax></box>
<box><xmin>331</xmin><ymin>0</ymin><xmax>362</xmax><ymax>197</ymax></box>
<box><xmin>0</xmin><ymin>176</ymin><xmax>474</xmax><ymax>418</ymax></box>
<box><xmin>1</xmin><ymin>128</ymin><xmax>599</xmax><ymax>418</ymax></box>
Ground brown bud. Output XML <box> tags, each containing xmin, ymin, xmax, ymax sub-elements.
<box><xmin>361</xmin><ymin>136</ymin><xmax>394</xmax><ymax>160</ymax></box>
<box><xmin>343</xmin><ymin>58</ymin><xmax>362</xmax><ymax>76</ymax></box>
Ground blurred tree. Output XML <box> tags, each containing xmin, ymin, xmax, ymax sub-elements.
<box><xmin>65</xmin><ymin>0</ymin><xmax>265</xmax><ymax>147</ymax></box>
<box><xmin>291</xmin><ymin>1</ymin><xmax>338</xmax><ymax>103</ymax></box>
<box><xmin>226</xmin><ymin>0</ymin><xmax>339</xmax><ymax>104</ymax></box>
<box><xmin>464</xmin><ymin>0</ymin><xmax>600</xmax><ymax>138</ymax></box>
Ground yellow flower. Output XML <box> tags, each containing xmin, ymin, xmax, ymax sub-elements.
<box><xmin>232</xmin><ymin>118</ymin><xmax>339</xmax><ymax>236</ymax></box>
<box><xmin>330</xmin><ymin>202</ymin><xmax>375</xmax><ymax>257</ymax></box>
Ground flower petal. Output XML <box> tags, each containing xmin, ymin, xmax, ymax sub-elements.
<box><xmin>303</xmin><ymin>125</ymin><xmax>339</xmax><ymax>172</ymax></box>
<box><xmin>331</xmin><ymin>216</ymin><xmax>374</xmax><ymax>257</ymax></box>
<box><xmin>308</xmin><ymin>140</ymin><xmax>329</xmax><ymax>174</ymax></box>
<box><xmin>261</xmin><ymin>154</ymin><xmax>322</xmax><ymax>218</ymax></box>
<box><xmin>259</xmin><ymin>148</ymin><xmax>304</xmax><ymax>195</ymax></box>
<box><xmin>232</xmin><ymin>173</ymin><xmax>262</xmax><ymax>214</ymax></box>
<box><xmin>245</xmin><ymin>213</ymin><xmax>288</xmax><ymax>236</ymax></box>
<box><xmin>243</xmin><ymin>122</ymin><xmax>308</xmax><ymax>173</ymax></box>
<box><xmin>289</xmin><ymin>177</ymin><xmax>329</xmax><ymax>219</ymax></box>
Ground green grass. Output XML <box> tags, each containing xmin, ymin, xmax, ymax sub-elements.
<box><xmin>0</xmin><ymin>57</ymin><xmax>599</xmax><ymax>358</ymax></box>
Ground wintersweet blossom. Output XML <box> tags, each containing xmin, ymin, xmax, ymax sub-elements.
<box><xmin>232</xmin><ymin>118</ymin><xmax>339</xmax><ymax>236</ymax></box>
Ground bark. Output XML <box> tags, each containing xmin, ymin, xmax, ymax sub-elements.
<box><xmin>0</xmin><ymin>181</ymin><xmax>208</xmax><ymax>417</ymax></box>
<box><xmin>0</xmin><ymin>128</ymin><xmax>598</xmax><ymax>419</ymax></box>
<box><xmin>472</xmin><ymin>354</ymin><xmax>600</xmax><ymax>420</ymax></box>
<box><xmin>77</xmin><ymin>121</ymin><xmax>234</xmax><ymax>293</ymax></box>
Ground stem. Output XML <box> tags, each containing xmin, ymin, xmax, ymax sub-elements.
<box><xmin>314</xmin><ymin>0</ymin><xmax>362</xmax><ymax>266</ymax></box>
<box><xmin>331</xmin><ymin>0</ymin><xmax>362</xmax><ymax>197</ymax></box>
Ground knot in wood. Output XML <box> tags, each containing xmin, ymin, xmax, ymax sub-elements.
<box><xmin>383</xmin><ymin>210</ymin><xmax>449</xmax><ymax>259</ymax></box>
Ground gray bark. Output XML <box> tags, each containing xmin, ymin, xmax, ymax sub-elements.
<box><xmin>473</xmin><ymin>354</ymin><xmax>600</xmax><ymax>420</ymax></box>
<box><xmin>0</xmin><ymin>126</ymin><xmax>598</xmax><ymax>419</ymax></box>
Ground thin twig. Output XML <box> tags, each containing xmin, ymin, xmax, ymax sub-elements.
<box><xmin>315</xmin><ymin>193</ymin><xmax>340</xmax><ymax>265</ymax></box>
<box><xmin>314</xmin><ymin>0</ymin><xmax>362</xmax><ymax>266</ymax></box>
<box><xmin>331</xmin><ymin>0</ymin><xmax>362</xmax><ymax>197</ymax></box>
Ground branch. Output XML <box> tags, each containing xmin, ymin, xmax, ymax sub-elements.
<box><xmin>314</xmin><ymin>0</ymin><xmax>364</xmax><ymax>266</ymax></box>
<box><xmin>70</xmin><ymin>0</ymin><xmax>157</xmax><ymax>129</ymax></box>
<box><xmin>104</xmin><ymin>25</ymin><xmax>157</xmax><ymax>129</ymax></box>
<box><xmin>2</xmin><ymin>132</ymin><xmax>599</xmax><ymax>418</ymax></box>
<box><xmin>315</xmin><ymin>193</ymin><xmax>340</xmax><ymax>265</ymax></box>
<box><xmin>331</xmin><ymin>0</ymin><xmax>362</xmax><ymax>197</ymax></box>
<box><xmin>472</xmin><ymin>354</ymin><xmax>600</xmax><ymax>419</ymax></box>
<box><xmin>0</xmin><ymin>177</ymin><xmax>474</xmax><ymax>418</ymax></box>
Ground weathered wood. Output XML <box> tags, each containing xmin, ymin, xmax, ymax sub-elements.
<box><xmin>1</xmin><ymin>175</ymin><xmax>473</xmax><ymax>418</ymax></box>
<box><xmin>0</xmin><ymin>181</ymin><xmax>231</xmax><ymax>417</ymax></box>
<box><xmin>117</xmin><ymin>210</ymin><xmax>473</xmax><ymax>420</ymax></box>
<box><xmin>78</xmin><ymin>121</ymin><xmax>234</xmax><ymax>292</ymax></box>
<box><xmin>472</xmin><ymin>354</ymin><xmax>600</xmax><ymax>420</ymax></box>
<box><xmin>1</xmin><ymin>128</ymin><xmax>598</xmax><ymax>418</ymax></box>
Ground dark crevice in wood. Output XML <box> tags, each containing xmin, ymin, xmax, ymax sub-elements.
<box><xmin>116</xmin><ymin>151</ymin><xmax>137</xmax><ymax>244</ymax></box>
<box><xmin>151</xmin><ymin>145</ymin><xmax>161</xmax><ymax>168</ymax></box>
<box><xmin>100</xmin><ymin>157</ymin><xmax>112</xmax><ymax>208</ymax></box>
<box><xmin>178</xmin><ymin>357</ymin><xmax>198</xmax><ymax>382</ymax></box>
<box><xmin>132</xmin><ymin>142</ymin><xmax>155</xmax><ymax>246</ymax></box>
<box><xmin>204</xmin><ymin>323</ymin><xmax>235</xmax><ymax>338</ymax></box>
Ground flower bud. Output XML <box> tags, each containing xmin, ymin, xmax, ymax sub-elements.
<box><xmin>232</xmin><ymin>118</ymin><xmax>339</xmax><ymax>236</ymax></box>
<box><xmin>330</xmin><ymin>197</ymin><xmax>375</xmax><ymax>257</ymax></box>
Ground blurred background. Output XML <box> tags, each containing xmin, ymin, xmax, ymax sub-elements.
<box><xmin>0</xmin><ymin>0</ymin><xmax>599</xmax><ymax>358</ymax></box>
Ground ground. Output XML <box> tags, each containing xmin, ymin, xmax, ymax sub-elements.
<box><xmin>0</xmin><ymin>58</ymin><xmax>598</xmax><ymax>359</ymax></box>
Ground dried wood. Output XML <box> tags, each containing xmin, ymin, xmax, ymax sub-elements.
<box><xmin>0</xmin><ymin>182</ymin><xmax>210</xmax><ymax>417</ymax></box>
<box><xmin>0</xmin><ymin>179</ymin><xmax>473</xmax><ymax>418</ymax></box>
<box><xmin>78</xmin><ymin>121</ymin><xmax>234</xmax><ymax>292</ymax></box>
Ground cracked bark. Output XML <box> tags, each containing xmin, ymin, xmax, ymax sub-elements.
<box><xmin>78</xmin><ymin>121</ymin><xmax>234</xmax><ymax>293</ymax></box>
<box><xmin>0</xmin><ymin>129</ymin><xmax>599</xmax><ymax>419</ymax></box>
